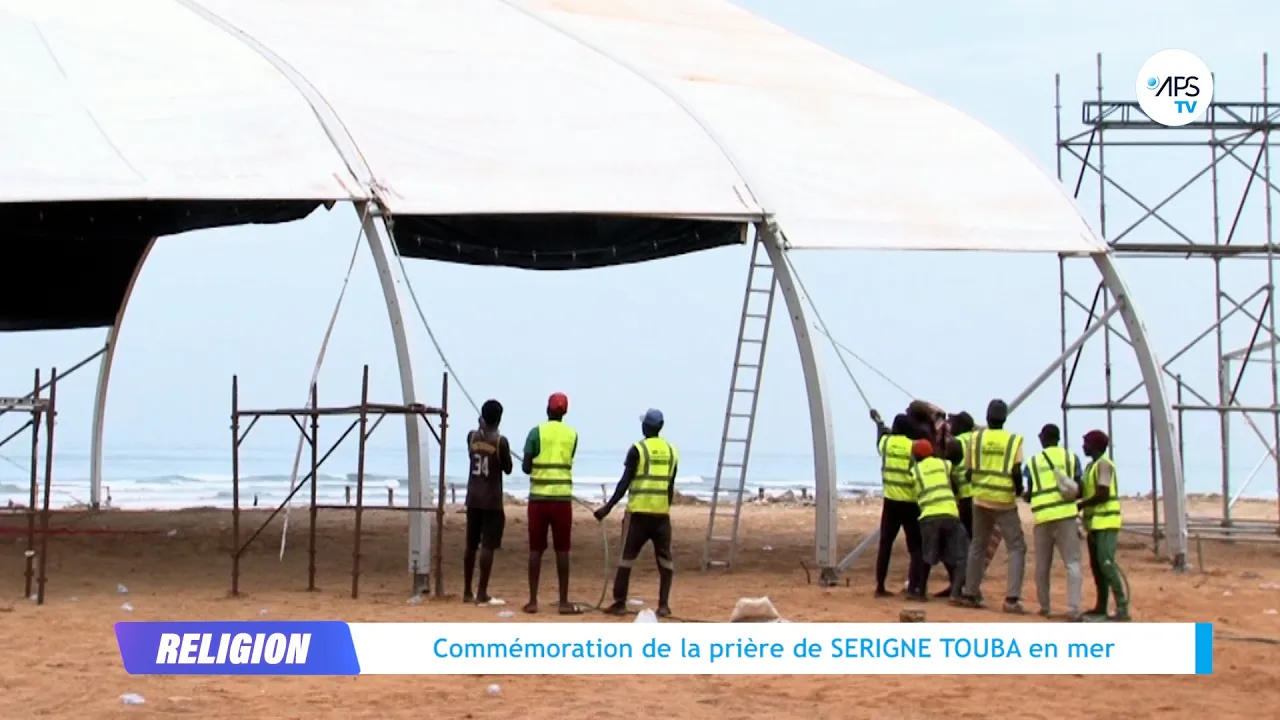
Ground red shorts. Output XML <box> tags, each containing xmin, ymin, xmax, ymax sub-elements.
<box><xmin>527</xmin><ymin>500</ymin><xmax>573</xmax><ymax>552</ymax></box>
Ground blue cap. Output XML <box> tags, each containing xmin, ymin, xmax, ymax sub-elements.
<box><xmin>642</xmin><ymin>409</ymin><xmax>664</xmax><ymax>427</ymax></box>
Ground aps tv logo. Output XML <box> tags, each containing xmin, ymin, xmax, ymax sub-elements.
<box><xmin>1136</xmin><ymin>49</ymin><xmax>1214</xmax><ymax>127</ymax></box>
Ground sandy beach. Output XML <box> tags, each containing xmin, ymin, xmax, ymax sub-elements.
<box><xmin>2</xmin><ymin>497</ymin><xmax>1279</xmax><ymax>719</ymax></box>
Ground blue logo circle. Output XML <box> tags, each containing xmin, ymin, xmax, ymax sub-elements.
<box><xmin>1146</xmin><ymin>76</ymin><xmax>1159</xmax><ymax>90</ymax></box>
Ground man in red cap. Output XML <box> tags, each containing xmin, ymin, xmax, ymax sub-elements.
<box><xmin>521</xmin><ymin>392</ymin><xmax>579</xmax><ymax>614</ymax></box>
<box><xmin>1079</xmin><ymin>429</ymin><xmax>1129</xmax><ymax>621</ymax></box>
<box><xmin>910</xmin><ymin>438</ymin><xmax>968</xmax><ymax>603</ymax></box>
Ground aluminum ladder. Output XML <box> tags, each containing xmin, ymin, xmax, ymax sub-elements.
<box><xmin>702</xmin><ymin>233</ymin><xmax>778</xmax><ymax>570</ymax></box>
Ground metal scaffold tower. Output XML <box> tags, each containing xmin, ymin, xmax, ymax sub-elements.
<box><xmin>1056</xmin><ymin>53</ymin><xmax>1280</xmax><ymax>549</ymax></box>
<box><xmin>703</xmin><ymin>231</ymin><xmax>778</xmax><ymax>570</ymax></box>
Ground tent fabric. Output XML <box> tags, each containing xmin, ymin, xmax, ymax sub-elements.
<box><xmin>0</xmin><ymin>0</ymin><xmax>1104</xmax><ymax>255</ymax></box>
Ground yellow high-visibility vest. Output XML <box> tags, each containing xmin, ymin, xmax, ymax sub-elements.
<box><xmin>953</xmin><ymin>431</ymin><xmax>973</xmax><ymax>499</ymax></box>
<box><xmin>529</xmin><ymin>421</ymin><xmax>576</xmax><ymax>501</ymax></box>
<box><xmin>968</xmin><ymin>428</ymin><xmax>1023</xmax><ymax>506</ymax></box>
<box><xmin>914</xmin><ymin>457</ymin><xmax>959</xmax><ymax>520</ymax></box>
<box><xmin>1028</xmin><ymin>447</ymin><xmax>1078</xmax><ymax>525</ymax></box>
<box><xmin>628</xmin><ymin>437</ymin><xmax>678</xmax><ymax>515</ymax></box>
<box><xmin>1083</xmin><ymin>455</ymin><xmax>1122</xmax><ymax>531</ymax></box>
<box><xmin>878</xmin><ymin>434</ymin><xmax>916</xmax><ymax>502</ymax></box>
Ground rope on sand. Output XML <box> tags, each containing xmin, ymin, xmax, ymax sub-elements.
<box><xmin>1215</xmin><ymin>630</ymin><xmax>1280</xmax><ymax>646</ymax></box>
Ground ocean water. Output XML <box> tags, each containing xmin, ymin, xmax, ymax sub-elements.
<box><xmin>0</xmin><ymin>444</ymin><xmax>1271</xmax><ymax>510</ymax></box>
<box><xmin>0</xmin><ymin>446</ymin><xmax>887</xmax><ymax>510</ymax></box>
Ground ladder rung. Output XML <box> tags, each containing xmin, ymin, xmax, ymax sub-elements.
<box><xmin>722</xmin><ymin>437</ymin><xmax>748</xmax><ymax>443</ymax></box>
<box><xmin>728</xmin><ymin>412</ymin><xmax>752</xmax><ymax>418</ymax></box>
<box><xmin>745</xmin><ymin>313</ymin><xmax>768</xmax><ymax>319</ymax></box>
<box><xmin>730</xmin><ymin>387</ymin><xmax>755</xmax><ymax>393</ymax></box>
<box><xmin>741</xmin><ymin>338</ymin><xmax>763</xmax><ymax>344</ymax></box>
<box><xmin>748</xmin><ymin>287</ymin><xmax>772</xmax><ymax>294</ymax></box>
<box><xmin>737</xmin><ymin>364</ymin><xmax>760</xmax><ymax>370</ymax></box>
<box><xmin>721</xmin><ymin>462</ymin><xmax>743</xmax><ymax>468</ymax></box>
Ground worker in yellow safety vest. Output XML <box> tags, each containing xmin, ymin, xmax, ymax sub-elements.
<box><xmin>958</xmin><ymin>399</ymin><xmax>1029</xmax><ymax>614</ymax></box>
<box><xmin>911</xmin><ymin>438</ymin><xmax>968</xmax><ymax>602</ymax></box>
<box><xmin>869</xmin><ymin>410</ymin><xmax>926</xmax><ymax>600</ymax></box>
<box><xmin>520</xmin><ymin>392</ymin><xmax>579</xmax><ymax>615</ymax></box>
<box><xmin>1078</xmin><ymin>429</ymin><xmax>1129</xmax><ymax>622</ymax></box>
<box><xmin>1024</xmin><ymin>423</ymin><xmax>1085</xmax><ymax>622</ymax></box>
<box><xmin>947</xmin><ymin>412</ymin><xmax>977</xmax><ymax>536</ymax></box>
<box><xmin>595</xmin><ymin>409</ymin><xmax>679</xmax><ymax>618</ymax></box>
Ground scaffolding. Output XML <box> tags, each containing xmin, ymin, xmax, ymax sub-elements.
<box><xmin>228</xmin><ymin>365</ymin><xmax>450</xmax><ymax>599</ymax></box>
<box><xmin>1056</xmin><ymin>53</ymin><xmax>1280</xmax><ymax>551</ymax></box>
<box><xmin>0</xmin><ymin>369</ymin><xmax>58</xmax><ymax>605</ymax></box>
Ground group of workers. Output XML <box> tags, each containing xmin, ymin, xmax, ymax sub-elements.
<box><xmin>461</xmin><ymin>392</ymin><xmax>679</xmax><ymax>618</ymax></box>
<box><xmin>458</xmin><ymin>389</ymin><xmax>1131</xmax><ymax>623</ymax></box>
<box><xmin>871</xmin><ymin>398</ymin><xmax>1130</xmax><ymax>622</ymax></box>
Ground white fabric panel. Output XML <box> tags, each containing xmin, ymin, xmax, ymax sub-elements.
<box><xmin>519</xmin><ymin>0</ymin><xmax>1104</xmax><ymax>254</ymax></box>
<box><xmin>0</xmin><ymin>0</ymin><xmax>361</xmax><ymax>203</ymax></box>
<box><xmin>192</xmin><ymin>0</ymin><xmax>761</xmax><ymax>219</ymax></box>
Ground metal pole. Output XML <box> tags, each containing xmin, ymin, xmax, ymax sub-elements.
<box><xmin>1055</xmin><ymin>73</ymin><xmax>1073</xmax><ymax>445</ymax></box>
<box><xmin>352</xmin><ymin>365</ymin><xmax>370</xmax><ymax>599</ymax></box>
<box><xmin>433</xmin><ymin>372</ymin><xmax>449</xmax><ymax>598</ymax></box>
<box><xmin>231</xmin><ymin>375</ymin><xmax>242</xmax><ymax>597</ymax></box>
<box><xmin>1261</xmin><ymin>53</ymin><xmax>1280</xmax><ymax>533</ymax></box>
<box><xmin>1149</xmin><ymin>414</ymin><xmax>1158</xmax><ymax>555</ymax></box>
<box><xmin>1096</xmin><ymin>54</ymin><xmax>1116</xmax><ymax>463</ymax></box>
<box><xmin>1208</xmin><ymin>102</ymin><xmax>1230</xmax><ymax>528</ymax></box>
<box><xmin>1008</xmin><ymin>303</ymin><xmax>1121</xmax><ymax>415</ymax></box>
<box><xmin>24</xmin><ymin>368</ymin><xmax>39</xmax><ymax>599</ymax></box>
<box><xmin>307</xmin><ymin>383</ymin><xmax>319</xmax><ymax>592</ymax></box>
<box><xmin>36</xmin><ymin>368</ymin><xmax>57</xmax><ymax>605</ymax></box>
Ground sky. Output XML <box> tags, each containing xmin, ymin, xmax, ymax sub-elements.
<box><xmin>1</xmin><ymin>0</ymin><xmax>1279</xmax><ymax>500</ymax></box>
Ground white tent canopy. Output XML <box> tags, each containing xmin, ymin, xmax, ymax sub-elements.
<box><xmin>0</xmin><ymin>0</ymin><xmax>1187</xmax><ymax>581</ymax></box>
<box><xmin>1</xmin><ymin>0</ymin><xmax>1103</xmax><ymax>253</ymax></box>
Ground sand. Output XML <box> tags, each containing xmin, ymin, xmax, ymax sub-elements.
<box><xmin>2</xmin><ymin>497</ymin><xmax>1279</xmax><ymax>719</ymax></box>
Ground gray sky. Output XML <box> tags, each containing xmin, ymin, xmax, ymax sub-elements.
<box><xmin>1</xmin><ymin>0</ymin><xmax>1277</xmax><ymax>495</ymax></box>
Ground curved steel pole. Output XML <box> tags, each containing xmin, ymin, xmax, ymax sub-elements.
<box><xmin>89</xmin><ymin>237</ymin><xmax>158</xmax><ymax>509</ymax></box>
<box><xmin>357</xmin><ymin>203</ymin><xmax>432</xmax><ymax>592</ymax></box>
<box><xmin>1093</xmin><ymin>252</ymin><xmax>1188</xmax><ymax>570</ymax></box>
<box><xmin>758</xmin><ymin>222</ymin><xmax>840</xmax><ymax>584</ymax></box>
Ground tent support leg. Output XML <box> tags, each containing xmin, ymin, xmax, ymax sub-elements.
<box><xmin>758</xmin><ymin>222</ymin><xmax>840</xmax><ymax>585</ymax></box>
<box><xmin>1092</xmin><ymin>252</ymin><xmax>1188</xmax><ymax>571</ymax></box>
<box><xmin>358</xmin><ymin>204</ymin><xmax>432</xmax><ymax>593</ymax></box>
<box><xmin>89</xmin><ymin>237</ymin><xmax>157</xmax><ymax>509</ymax></box>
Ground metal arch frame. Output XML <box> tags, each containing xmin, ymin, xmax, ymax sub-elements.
<box><xmin>756</xmin><ymin>222</ymin><xmax>840</xmax><ymax>582</ymax></box>
<box><xmin>1091</xmin><ymin>252</ymin><xmax>1188</xmax><ymax>568</ymax></box>
<box><xmin>84</xmin><ymin>207</ymin><xmax>434</xmax><ymax>589</ymax></box>
<box><xmin>89</xmin><ymin>236</ymin><xmax>157</xmax><ymax>508</ymax></box>
<box><xmin>357</xmin><ymin>203</ymin><xmax>433</xmax><ymax>592</ymax></box>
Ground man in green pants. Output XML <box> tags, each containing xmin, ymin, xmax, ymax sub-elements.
<box><xmin>1078</xmin><ymin>429</ymin><xmax>1130</xmax><ymax>622</ymax></box>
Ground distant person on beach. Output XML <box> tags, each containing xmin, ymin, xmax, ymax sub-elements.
<box><xmin>869</xmin><ymin>409</ymin><xmax>926</xmax><ymax>600</ymax></box>
<box><xmin>959</xmin><ymin>399</ymin><xmax>1028</xmax><ymax>614</ymax></box>
<box><xmin>595</xmin><ymin>409</ymin><xmax>679</xmax><ymax>618</ymax></box>
<box><xmin>910</xmin><ymin>438</ymin><xmax>967</xmax><ymax>602</ymax></box>
<box><xmin>463</xmin><ymin>399</ymin><xmax>513</xmax><ymax>605</ymax></box>
<box><xmin>521</xmin><ymin>392</ymin><xmax>579</xmax><ymax>614</ymax></box>
<box><xmin>1078</xmin><ymin>429</ymin><xmax>1130</xmax><ymax>621</ymax></box>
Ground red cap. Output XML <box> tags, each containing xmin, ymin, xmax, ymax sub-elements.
<box><xmin>912</xmin><ymin>439</ymin><xmax>934</xmax><ymax>458</ymax></box>
<box><xmin>547</xmin><ymin>392</ymin><xmax>569</xmax><ymax>414</ymax></box>
<box><xmin>1083</xmin><ymin>429</ymin><xmax>1109</xmax><ymax>450</ymax></box>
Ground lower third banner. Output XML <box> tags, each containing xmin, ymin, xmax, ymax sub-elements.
<box><xmin>115</xmin><ymin>621</ymin><xmax>1214</xmax><ymax>676</ymax></box>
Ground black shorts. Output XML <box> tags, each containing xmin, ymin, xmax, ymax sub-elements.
<box><xmin>622</xmin><ymin>512</ymin><xmax>673</xmax><ymax>563</ymax></box>
<box><xmin>465</xmin><ymin>507</ymin><xmax>505</xmax><ymax>551</ymax></box>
